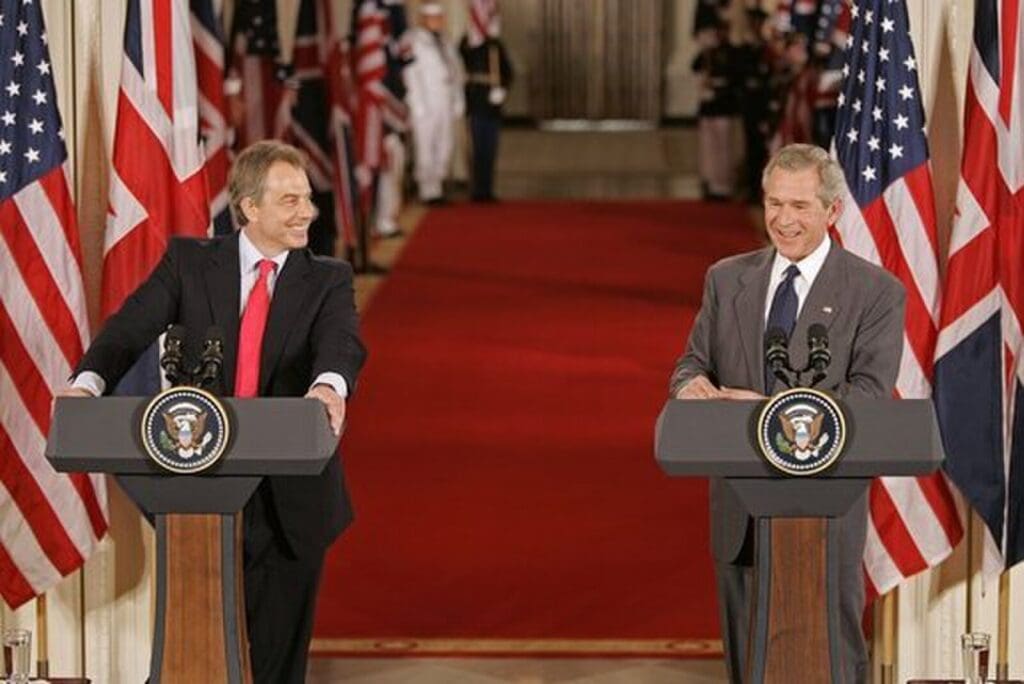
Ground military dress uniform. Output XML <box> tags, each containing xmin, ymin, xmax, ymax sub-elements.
<box><xmin>459</xmin><ymin>35</ymin><xmax>513</xmax><ymax>202</ymax></box>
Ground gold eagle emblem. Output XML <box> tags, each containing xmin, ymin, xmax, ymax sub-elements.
<box><xmin>161</xmin><ymin>408</ymin><xmax>211</xmax><ymax>459</ymax></box>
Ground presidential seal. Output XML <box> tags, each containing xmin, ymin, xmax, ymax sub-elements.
<box><xmin>140</xmin><ymin>387</ymin><xmax>231</xmax><ymax>474</ymax></box>
<box><xmin>756</xmin><ymin>387</ymin><xmax>846</xmax><ymax>476</ymax></box>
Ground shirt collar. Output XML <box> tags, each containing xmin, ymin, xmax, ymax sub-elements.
<box><xmin>771</xmin><ymin>235</ymin><xmax>831</xmax><ymax>287</ymax></box>
<box><xmin>238</xmin><ymin>229</ymin><xmax>289</xmax><ymax>275</ymax></box>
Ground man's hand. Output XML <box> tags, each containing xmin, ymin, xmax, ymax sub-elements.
<box><xmin>57</xmin><ymin>387</ymin><xmax>94</xmax><ymax>398</ymax></box>
<box><xmin>718</xmin><ymin>386</ymin><xmax>764</xmax><ymax>401</ymax></box>
<box><xmin>675</xmin><ymin>375</ymin><xmax>721</xmax><ymax>399</ymax></box>
<box><xmin>306</xmin><ymin>384</ymin><xmax>346</xmax><ymax>436</ymax></box>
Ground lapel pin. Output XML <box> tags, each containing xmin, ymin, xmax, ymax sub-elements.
<box><xmin>822</xmin><ymin>306</ymin><xmax>834</xmax><ymax>314</ymax></box>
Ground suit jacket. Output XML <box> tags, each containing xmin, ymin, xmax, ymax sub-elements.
<box><xmin>670</xmin><ymin>241</ymin><xmax>905</xmax><ymax>562</ymax></box>
<box><xmin>78</xmin><ymin>233</ymin><xmax>367</xmax><ymax>556</ymax></box>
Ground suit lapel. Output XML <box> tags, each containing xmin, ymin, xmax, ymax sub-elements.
<box><xmin>733</xmin><ymin>248</ymin><xmax>773</xmax><ymax>388</ymax></box>
<box><xmin>204</xmin><ymin>233</ymin><xmax>241</xmax><ymax>393</ymax></box>
<box><xmin>790</xmin><ymin>242</ymin><xmax>844</xmax><ymax>369</ymax></box>
<box><xmin>259</xmin><ymin>249</ymin><xmax>313</xmax><ymax>395</ymax></box>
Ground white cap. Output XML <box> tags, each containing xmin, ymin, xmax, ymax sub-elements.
<box><xmin>419</xmin><ymin>1</ymin><xmax>444</xmax><ymax>17</ymax></box>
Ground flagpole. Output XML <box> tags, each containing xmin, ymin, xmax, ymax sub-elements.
<box><xmin>997</xmin><ymin>570</ymin><xmax>1009</xmax><ymax>680</ymax></box>
<box><xmin>965</xmin><ymin>509</ymin><xmax>975</xmax><ymax>632</ymax></box>
<box><xmin>880</xmin><ymin>588</ymin><xmax>896</xmax><ymax>684</ymax></box>
<box><xmin>35</xmin><ymin>594</ymin><xmax>49</xmax><ymax>679</ymax></box>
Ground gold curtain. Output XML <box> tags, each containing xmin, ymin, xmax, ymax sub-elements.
<box><xmin>537</xmin><ymin>0</ymin><xmax>663</xmax><ymax>121</ymax></box>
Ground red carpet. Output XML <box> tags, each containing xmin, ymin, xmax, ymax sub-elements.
<box><xmin>313</xmin><ymin>201</ymin><xmax>761</xmax><ymax>655</ymax></box>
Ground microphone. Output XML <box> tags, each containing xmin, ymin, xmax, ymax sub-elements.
<box><xmin>197</xmin><ymin>326</ymin><xmax>225</xmax><ymax>394</ymax></box>
<box><xmin>764</xmin><ymin>326</ymin><xmax>793</xmax><ymax>390</ymax></box>
<box><xmin>160</xmin><ymin>325</ymin><xmax>187</xmax><ymax>386</ymax></box>
<box><xmin>807</xmin><ymin>323</ymin><xmax>831</xmax><ymax>387</ymax></box>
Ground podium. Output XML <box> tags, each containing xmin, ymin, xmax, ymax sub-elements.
<box><xmin>655</xmin><ymin>396</ymin><xmax>943</xmax><ymax>683</ymax></box>
<box><xmin>46</xmin><ymin>396</ymin><xmax>338</xmax><ymax>684</ymax></box>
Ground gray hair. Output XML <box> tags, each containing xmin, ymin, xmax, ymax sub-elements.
<box><xmin>761</xmin><ymin>144</ymin><xmax>845</xmax><ymax>207</ymax></box>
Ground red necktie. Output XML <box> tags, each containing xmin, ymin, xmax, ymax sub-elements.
<box><xmin>235</xmin><ymin>259</ymin><xmax>275</xmax><ymax>397</ymax></box>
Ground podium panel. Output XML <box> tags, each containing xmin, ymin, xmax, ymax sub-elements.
<box><xmin>655</xmin><ymin>397</ymin><xmax>943</xmax><ymax>683</ymax></box>
<box><xmin>47</xmin><ymin>396</ymin><xmax>337</xmax><ymax>684</ymax></box>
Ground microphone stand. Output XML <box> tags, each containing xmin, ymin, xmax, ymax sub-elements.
<box><xmin>158</xmin><ymin>327</ymin><xmax>226</xmax><ymax>394</ymax></box>
<box><xmin>195</xmin><ymin>337</ymin><xmax>225</xmax><ymax>396</ymax></box>
<box><xmin>160</xmin><ymin>328</ymin><xmax>186</xmax><ymax>387</ymax></box>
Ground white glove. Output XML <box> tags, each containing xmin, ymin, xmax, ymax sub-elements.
<box><xmin>488</xmin><ymin>87</ymin><xmax>507</xmax><ymax>106</ymax></box>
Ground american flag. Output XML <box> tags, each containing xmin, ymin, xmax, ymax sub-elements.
<box><xmin>379</xmin><ymin>1</ymin><xmax>411</xmax><ymax>135</ymax></box>
<box><xmin>813</xmin><ymin>1</ymin><xmax>850</xmax><ymax>114</ymax></box>
<box><xmin>0</xmin><ymin>0</ymin><xmax>107</xmax><ymax>608</ymax></box>
<box><xmin>775</xmin><ymin>0</ymin><xmax>820</xmax><ymax>38</ymax></box>
<box><xmin>191</xmin><ymin>0</ymin><xmax>232</xmax><ymax>235</ymax></box>
<box><xmin>830</xmin><ymin>0</ymin><xmax>963</xmax><ymax>599</ymax></box>
<box><xmin>774</xmin><ymin>67</ymin><xmax>817</xmax><ymax>149</ymax></box>
<box><xmin>351</xmin><ymin>0</ymin><xmax>409</xmax><ymax>213</ymax></box>
<box><xmin>104</xmin><ymin>0</ymin><xmax>210</xmax><ymax>319</ymax></box>
<box><xmin>467</xmin><ymin>0</ymin><xmax>500</xmax><ymax>48</ymax></box>
<box><xmin>229</xmin><ymin>0</ymin><xmax>289</xmax><ymax>149</ymax></box>
<box><xmin>933</xmin><ymin>0</ymin><xmax>1024</xmax><ymax>575</ymax></box>
<box><xmin>814</xmin><ymin>0</ymin><xmax>848</xmax><ymax>47</ymax></box>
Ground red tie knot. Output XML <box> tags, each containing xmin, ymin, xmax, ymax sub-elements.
<box><xmin>258</xmin><ymin>259</ymin><xmax>276</xmax><ymax>280</ymax></box>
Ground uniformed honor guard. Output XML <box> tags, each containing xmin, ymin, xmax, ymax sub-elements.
<box><xmin>404</xmin><ymin>1</ymin><xmax>465</xmax><ymax>205</ymax></box>
<box><xmin>459</xmin><ymin>0</ymin><xmax>513</xmax><ymax>202</ymax></box>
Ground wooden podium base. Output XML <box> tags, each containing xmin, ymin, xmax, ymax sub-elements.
<box><xmin>153</xmin><ymin>514</ymin><xmax>252</xmax><ymax>684</ymax></box>
<box><xmin>747</xmin><ymin>517</ymin><xmax>840</xmax><ymax>683</ymax></box>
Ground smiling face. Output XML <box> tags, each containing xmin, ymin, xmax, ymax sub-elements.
<box><xmin>240</xmin><ymin>161</ymin><xmax>317</xmax><ymax>256</ymax></box>
<box><xmin>763</xmin><ymin>166</ymin><xmax>839</xmax><ymax>261</ymax></box>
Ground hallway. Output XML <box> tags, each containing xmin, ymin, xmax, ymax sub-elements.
<box><xmin>309</xmin><ymin>128</ymin><xmax>734</xmax><ymax>683</ymax></box>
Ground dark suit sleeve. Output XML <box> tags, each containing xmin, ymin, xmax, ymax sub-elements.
<box><xmin>309</xmin><ymin>262</ymin><xmax>366</xmax><ymax>394</ymax></box>
<box><xmin>498</xmin><ymin>40</ymin><xmax>514</xmax><ymax>87</ymax></box>
<box><xmin>76</xmin><ymin>241</ymin><xmax>183</xmax><ymax>391</ymax></box>
<box><xmin>669</xmin><ymin>266</ymin><xmax>719</xmax><ymax>396</ymax></box>
<box><xmin>835</xmin><ymin>275</ymin><xmax>905</xmax><ymax>399</ymax></box>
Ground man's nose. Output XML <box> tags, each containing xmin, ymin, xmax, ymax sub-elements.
<box><xmin>298</xmin><ymin>196</ymin><xmax>318</xmax><ymax>221</ymax></box>
<box><xmin>776</xmin><ymin>205</ymin><xmax>796</xmax><ymax>225</ymax></box>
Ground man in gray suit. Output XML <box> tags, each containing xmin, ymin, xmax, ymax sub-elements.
<box><xmin>670</xmin><ymin>144</ymin><xmax>905</xmax><ymax>683</ymax></box>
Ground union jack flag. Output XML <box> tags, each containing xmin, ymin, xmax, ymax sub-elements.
<box><xmin>191</xmin><ymin>0</ymin><xmax>232</xmax><ymax>234</ymax></box>
<box><xmin>226</xmin><ymin>0</ymin><xmax>356</xmax><ymax>256</ymax></box>
<box><xmin>934</xmin><ymin>0</ymin><xmax>1024</xmax><ymax>574</ymax></box>
<box><xmin>830</xmin><ymin>0</ymin><xmax>964</xmax><ymax>599</ymax></box>
<box><xmin>0</xmin><ymin>0</ymin><xmax>107</xmax><ymax>608</ymax></box>
<box><xmin>103</xmin><ymin>0</ymin><xmax>210</xmax><ymax>319</ymax></box>
<box><xmin>285</xmin><ymin>0</ymin><xmax>343</xmax><ymax>256</ymax></box>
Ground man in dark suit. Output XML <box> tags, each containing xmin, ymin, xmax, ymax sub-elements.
<box><xmin>63</xmin><ymin>141</ymin><xmax>366</xmax><ymax>683</ymax></box>
<box><xmin>670</xmin><ymin>144</ymin><xmax>905</xmax><ymax>683</ymax></box>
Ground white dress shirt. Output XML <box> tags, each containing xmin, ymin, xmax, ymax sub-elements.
<box><xmin>73</xmin><ymin>230</ymin><xmax>348</xmax><ymax>398</ymax></box>
<box><xmin>763</xmin><ymin>236</ymin><xmax>831</xmax><ymax>327</ymax></box>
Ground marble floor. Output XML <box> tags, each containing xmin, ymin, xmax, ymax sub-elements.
<box><xmin>495</xmin><ymin>127</ymin><xmax>703</xmax><ymax>200</ymax></box>
<box><xmin>322</xmin><ymin>126</ymin><xmax>731</xmax><ymax>683</ymax></box>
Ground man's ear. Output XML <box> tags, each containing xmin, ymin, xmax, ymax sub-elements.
<box><xmin>240</xmin><ymin>196</ymin><xmax>259</xmax><ymax>225</ymax></box>
<box><xmin>827</xmin><ymin>197</ymin><xmax>843</xmax><ymax>226</ymax></box>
